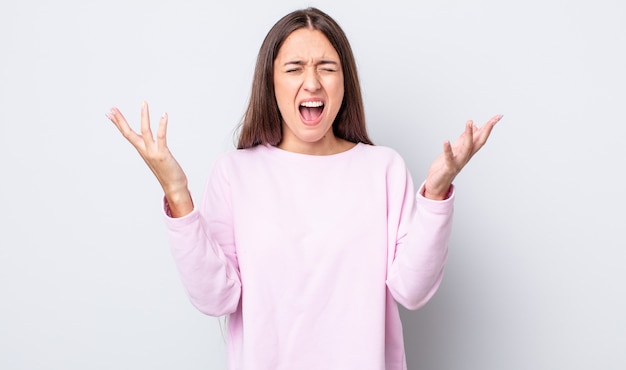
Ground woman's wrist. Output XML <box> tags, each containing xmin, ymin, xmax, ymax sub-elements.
<box><xmin>165</xmin><ymin>189</ymin><xmax>194</xmax><ymax>218</ymax></box>
<box><xmin>423</xmin><ymin>184</ymin><xmax>452</xmax><ymax>200</ymax></box>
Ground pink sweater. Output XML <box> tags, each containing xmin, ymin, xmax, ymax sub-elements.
<box><xmin>164</xmin><ymin>143</ymin><xmax>454</xmax><ymax>370</ymax></box>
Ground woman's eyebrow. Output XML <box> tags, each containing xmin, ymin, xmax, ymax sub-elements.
<box><xmin>282</xmin><ymin>60</ymin><xmax>339</xmax><ymax>67</ymax></box>
<box><xmin>317</xmin><ymin>60</ymin><xmax>339</xmax><ymax>66</ymax></box>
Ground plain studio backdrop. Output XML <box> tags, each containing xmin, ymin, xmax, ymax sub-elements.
<box><xmin>1</xmin><ymin>0</ymin><xmax>624</xmax><ymax>369</ymax></box>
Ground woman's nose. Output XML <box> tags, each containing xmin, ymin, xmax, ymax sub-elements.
<box><xmin>302</xmin><ymin>68</ymin><xmax>321</xmax><ymax>92</ymax></box>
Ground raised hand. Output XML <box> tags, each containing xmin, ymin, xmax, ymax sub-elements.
<box><xmin>106</xmin><ymin>101</ymin><xmax>193</xmax><ymax>217</ymax></box>
<box><xmin>424</xmin><ymin>114</ymin><xmax>503</xmax><ymax>200</ymax></box>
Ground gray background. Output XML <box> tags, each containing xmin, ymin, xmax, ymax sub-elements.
<box><xmin>1</xmin><ymin>0</ymin><xmax>624</xmax><ymax>369</ymax></box>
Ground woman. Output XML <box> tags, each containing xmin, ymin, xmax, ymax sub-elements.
<box><xmin>107</xmin><ymin>7</ymin><xmax>501</xmax><ymax>370</ymax></box>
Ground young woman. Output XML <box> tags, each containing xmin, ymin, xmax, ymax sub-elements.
<box><xmin>107</xmin><ymin>7</ymin><xmax>501</xmax><ymax>370</ymax></box>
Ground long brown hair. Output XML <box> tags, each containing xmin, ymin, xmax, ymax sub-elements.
<box><xmin>237</xmin><ymin>7</ymin><xmax>373</xmax><ymax>149</ymax></box>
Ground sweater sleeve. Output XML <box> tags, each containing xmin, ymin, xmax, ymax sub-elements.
<box><xmin>163</xmin><ymin>158</ymin><xmax>241</xmax><ymax>317</ymax></box>
<box><xmin>385</xmin><ymin>160</ymin><xmax>454</xmax><ymax>311</ymax></box>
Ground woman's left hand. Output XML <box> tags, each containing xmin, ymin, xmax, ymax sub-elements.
<box><xmin>424</xmin><ymin>114</ymin><xmax>503</xmax><ymax>200</ymax></box>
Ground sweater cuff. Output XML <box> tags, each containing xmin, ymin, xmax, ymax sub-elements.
<box><xmin>415</xmin><ymin>181</ymin><xmax>455</xmax><ymax>213</ymax></box>
<box><xmin>162</xmin><ymin>196</ymin><xmax>199</xmax><ymax>226</ymax></box>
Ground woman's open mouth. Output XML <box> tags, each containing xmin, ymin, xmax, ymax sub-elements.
<box><xmin>299</xmin><ymin>101</ymin><xmax>324</xmax><ymax>125</ymax></box>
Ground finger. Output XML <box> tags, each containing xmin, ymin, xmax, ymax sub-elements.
<box><xmin>460</xmin><ymin>120</ymin><xmax>475</xmax><ymax>158</ymax></box>
<box><xmin>449</xmin><ymin>120</ymin><xmax>472</xmax><ymax>159</ymax></box>
<box><xmin>443</xmin><ymin>140</ymin><xmax>454</xmax><ymax>163</ymax></box>
<box><xmin>482</xmin><ymin>114</ymin><xmax>502</xmax><ymax>133</ymax></box>
<box><xmin>466</xmin><ymin>120</ymin><xmax>475</xmax><ymax>136</ymax></box>
<box><xmin>106</xmin><ymin>107</ymin><xmax>130</xmax><ymax>133</ymax></box>
<box><xmin>156</xmin><ymin>112</ymin><xmax>168</xmax><ymax>149</ymax></box>
<box><xmin>455</xmin><ymin>120</ymin><xmax>474</xmax><ymax>139</ymax></box>
<box><xmin>107</xmin><ymin>107</ymin><xmax>144</xmax><ymax>148</ymax></box>
<box><xmin>140</xmin><ymin>101</ymin><xmax>156</xmax><ymax>150</ymax></box>
<box><xmin>473</xmin><ymin>114</ymin><xmax>503</xmax><ymax>150</ymax></box>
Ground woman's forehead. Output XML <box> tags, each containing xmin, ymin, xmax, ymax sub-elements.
<box><xmin>276</xmin><ymin>29</ymin><xmax>339</xmax><ymax>61</ymax></box>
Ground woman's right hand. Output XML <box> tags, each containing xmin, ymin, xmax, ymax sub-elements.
<box><xmin>106</xmin><ymin>101</ymin><xmax>193</xmax><ymax>217</ymax></box>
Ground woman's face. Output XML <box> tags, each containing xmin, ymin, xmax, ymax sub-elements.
<box><xmin>273</xmin><ymin>28</ymin><xmax>344</xmax><ymax>154</ymax></box>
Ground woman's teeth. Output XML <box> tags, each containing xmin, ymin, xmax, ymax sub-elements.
<box><xmin>300</xmin><ymin>101</ymin><xmax>324</xmax><ymax>108</ymax></box>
